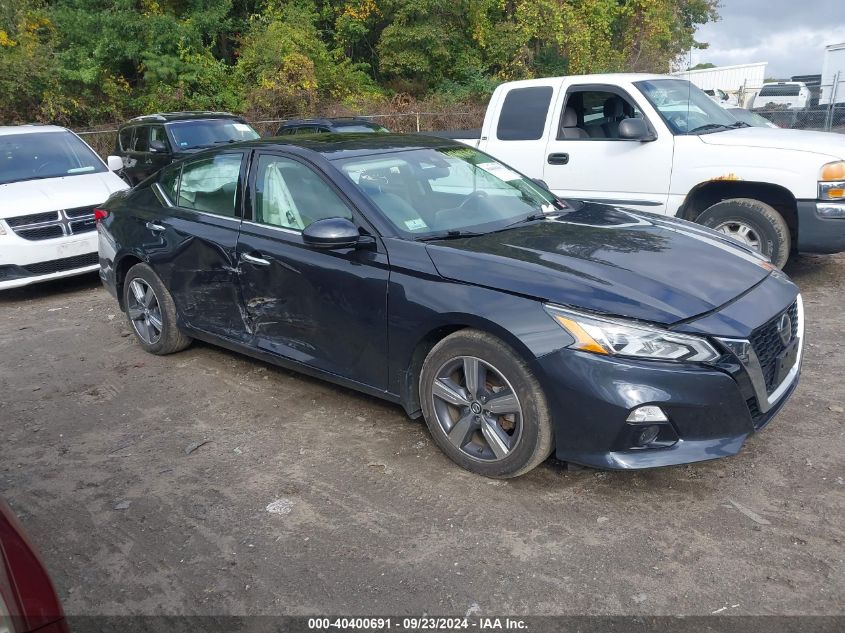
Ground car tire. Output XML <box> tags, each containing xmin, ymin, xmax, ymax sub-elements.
<box><xmin>123</xmin><ymin>262</ymin><xmax>191</xmax><ymax>355</ymax></box>
<box><xmin>697</xmin><ymin>198</ymin><xmax>791</xmax><ymax>268</ymax></box>
<box><xmin>419</xmin><ymin>329</ymin><xmax>554</xmax><ymax>478</ymax></box>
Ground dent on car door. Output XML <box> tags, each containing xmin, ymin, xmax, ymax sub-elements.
<box><xmin>236</xmin><ymin>151</ymin><xmax>390</xmax><ymax>389</ymax></box>
<box><xmin>149</xmin><ymin>152</ymin><xmax>250</xmax><ymax>338</ymax></box>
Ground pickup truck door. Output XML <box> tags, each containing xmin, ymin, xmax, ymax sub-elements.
<box><xmin>541</xmin><ymin>83</ymin><xmax>674</xmax><ymax>213</ymax></box>
<box><xmin>476</xmin><ymin>80</ymin><xmax>561</xmax><ymax>180</ymax></box>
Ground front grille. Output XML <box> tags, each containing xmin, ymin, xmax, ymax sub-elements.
<box><xmin>15</xmin><ymin>225</ymin><xmax>64</xmax><ymax>241</ymax></box>
<box><xmin>70</xmin><ymin>218</ymin><xmax>96</xmax><ymax>234</ymax></box>
<box><xmin>7</xmin><ymin>206</ymin><xmax>97</xmax><ymax>241</ymax></box>
<box><xmin>749</xmin><ymin>301</ymin><xmax>799</xmax><ymax>394</ymax></box>
<box><xmin>65</xmin><ymin>205</ymin><xmax>96</xmax><ymax>219</ymax></box>
<box><xmin>6</xmin><ymin>211</ymin><xmax>59</xmax><ymax>227</ymax></box>
<box><xmin>22</xmin><ymin>252</ymin><xmax>98</xmax><ymax>275</ymax></box>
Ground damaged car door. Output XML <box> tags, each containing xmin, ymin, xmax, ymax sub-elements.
<box><xmin>153</xmin><ymin>151</ymin><xmax>248</xmax><ymax>338</ymax></box>
<box><xmin>235</xmin><ymin>151</ymin><xmax>390</xmax><ymax>389</ymax></box>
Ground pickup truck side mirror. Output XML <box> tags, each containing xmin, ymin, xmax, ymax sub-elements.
<box><xmin>618</xmin><ymin>118</ymin><xmax>656</xmax><ymax>142</ymax></box>
<box><xmin>149</xmin><ymin>139</ymin><xmax>168</xmax><ymax>153</ymax></box>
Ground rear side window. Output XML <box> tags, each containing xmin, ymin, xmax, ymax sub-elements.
<box><xmin>177</xmin><ymin>153</ymin><xmax>243</xmax><ymax>217</ymax></box>
<box><xmin>496</xmin><ymin>86</ymin><xmax>553</xmax><ymax>141</ymax></box>
<box><xmin>759</xmin><ymin>84</ymin><xmax>801</xmax><ymax>97</ymax></box>
<box><xmin>119</xmin><ymin>127</ymin><xmax>134</xmax><ymax>151</ymax></box>
<box><xmin>132</xmin><ymin>126</ymin><xmax>150</xmax><ymax>152</ymax></box>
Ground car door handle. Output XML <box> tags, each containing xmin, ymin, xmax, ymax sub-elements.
<box><xmin>241</xmin><ymin>253</ymin><xmax>270</xmax><ymax>267</ymax></box>
<box><xmin>547</xmin><ymin>153</ymin><xmax>569</xmax><ymax>165</ymax></box>
<box><xmin>145</xmin><ymin>222</ymin><xmax>166</xmax><ymax>232</ymax></box>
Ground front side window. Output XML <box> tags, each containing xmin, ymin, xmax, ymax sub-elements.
<box><xmin>159</xmin><ymin>164</ymin><xmax>181</xmax><ymax>202</ymax></box>
<box><xmin>253</xmin><ymin>155</ymin><xmax>352</xmax><ymax>231</ymax></box>
<box><xmin>636</xmin><ymin>79</ymin><xmax>739</xmax><ymax>135</ymax></box>
<box><xmin>336</xmin><ymin>147</ymin><xmax>561</xmax><ymax>238</ymax></box>
<box><xmin>496</xmin><ymin>86</ymin><xmax>554</xmax><ymax>140</ymax></box>
<box><xmin>0</xmin><ymin>131</ymin><xmax>107</xmax><ymax>185</ymax></box>
<box><xmin>150</xmin><ymin>125</ymin><xmax>169</xmax><ymax>150</ymax></box>
<box><xmin>176</xmin><ymin>152</ymin><xmax>243</xmax><ymax>217</ymax></box>
<box><xmin>558</xmin><ymin>89</ymin><xmax>645</xmax><ymax>139</ymax></box>
<box><xmin>167</xmin><ymin>119</ymin><xmax>259</xmax><ymax>151</ymax></box>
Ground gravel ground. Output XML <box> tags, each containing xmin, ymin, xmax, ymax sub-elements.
<box><xmin>0</xmin><ymin>254</ymin><xmax>843</xmax><ymax>617</ymax></box>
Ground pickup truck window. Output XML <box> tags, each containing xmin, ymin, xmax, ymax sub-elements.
<box><xmin>635</xmin><ymin>79</ymin><xmax>738</xmax><ymax>135</ymax></box>
<box><xmin>558</xmin><ymin>89</ymin><xmax>644</xmax><ymax>139</ymax></box>
<box><xmin>496</xmin><ymin>86</ymin><xmax>553</xmax><ymax>141</ymax></box>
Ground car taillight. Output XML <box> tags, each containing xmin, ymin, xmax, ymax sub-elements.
<box><xmin>94</xmin><ymin>208</ymin><xmax>109</xmax><ymax>223</ymax></box>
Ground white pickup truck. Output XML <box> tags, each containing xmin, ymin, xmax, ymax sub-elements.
<box><xmin>442</xmin><ymin>73</ymin><xmax>845</xmax><ymax>267</ymax></box>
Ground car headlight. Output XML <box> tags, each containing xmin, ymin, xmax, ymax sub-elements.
<box><xmin>819</xmin><ymin>161</ymin><xmax>845</xmax><ymax>201</ymax></box>
<box><xmin>544</xmin><ymin>304</ymin><xmax>720</xmax><ymax>363</ymax></box>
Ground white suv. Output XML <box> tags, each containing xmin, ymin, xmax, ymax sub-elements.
<box><xmin>0</xmin><ymin>125</ymin><xmax>128</xmax><ymax>290</ymax></box>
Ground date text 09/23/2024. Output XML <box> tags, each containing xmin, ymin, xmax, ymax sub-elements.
<box><xmin>308</xmin><ymin>617</ymin><xmax>528</xmax><ymax>630</ymax></box>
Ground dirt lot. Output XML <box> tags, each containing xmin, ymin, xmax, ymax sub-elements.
<box><xmin>1</xmin><ymin>255</ymin><xmax>843</xmax><ymax>617</ymax></box>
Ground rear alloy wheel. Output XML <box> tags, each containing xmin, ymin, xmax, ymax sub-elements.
<box><xmin>697</xmin><ymin>198</ymin><xmax>791</xmax><ymax>268</ymax></box>
<box><xmin>123</xmin><ymin>263</ymin><xmax>191</xmax><ymax>355</ymax></box>
<box><xmin>420</xmin><ymin>330</ymin><xmax>554</xmax><ymax>478</ymax></box>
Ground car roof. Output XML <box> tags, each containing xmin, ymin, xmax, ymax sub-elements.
<box><xmin>123</xmin><ymin>111</ymin><xmax>243</xmax><ymax>125</ymax></box>
<box><xmin>278</xmin><ymin>118</ymin><xmax>381</xmax><ymax>128</ymax></box>
<box><xmin>218</xmin><ymin>133</ymin><xmax>461</xmax><ymax>161</ymax></box>
<box><xmin>0</xmin><ymin>124</ymin><xmax>69</xmax><ymax>137</ymax></box>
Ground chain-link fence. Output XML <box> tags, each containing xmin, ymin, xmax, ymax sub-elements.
<box><xmin>76</xmin><ymin>111</ymin><xmax>485</xmax><ymax>158</ymax></box>
<box><xmin>739</xmin><ymin>74</ymin><xmax>845</xmax><ymax>133</ymax></box>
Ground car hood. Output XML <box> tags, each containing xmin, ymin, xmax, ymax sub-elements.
<box><xmin>0</xmin><ymin>171</ymin><xmax>128</xmax><ymax>219</ymax></box>
<box><xmin>424</xmin><ymin>204</ymin><xmax>774</xmax><ymax>325</ymax></box>
<box><xmin>699</xmin><ymin>126</ymin><xmax>845</xmax><ymax>159</ymax></box>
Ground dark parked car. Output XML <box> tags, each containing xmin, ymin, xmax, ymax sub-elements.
<box><xmin>0</xmin><ymin>498</ymin><xmax>68</xmax><ymax>633</ymax></box>
<box><xmin>96</xmin><ymin>134</ymin><xmax>803</xmax><ymax>477</ymax></box>
<box><xmin>275</xmin><ymin>117</ymin><xmax>388</xmax><ymax>136</ymax></box>
<box><xmin>114</xmin><ymin>111</ymin><xmax>259</xmax><ymax>185</ymax></box>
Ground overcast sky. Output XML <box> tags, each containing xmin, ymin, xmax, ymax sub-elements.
<box><xmin>689</xmin><ymin>0</ymin><xmax>842</xmax><ymax>78</ymax></box>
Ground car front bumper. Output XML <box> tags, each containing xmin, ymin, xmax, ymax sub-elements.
<box><xmin>534</xmin><ymin>292</ymin><xmax>803</xmax><ymax>470</ymax></box>
<box><xmin>796</xmin><ymin>200</ymin><xmax>845</xmax><ymax>254</ymax></box>
<box><xmin>0</xmin><ymin>230</ymin><xmax>99</xmax><ymax>290</ymax></box>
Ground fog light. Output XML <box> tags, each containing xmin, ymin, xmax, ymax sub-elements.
<box><xmin>636</xmin><ymin>424</ymin><xmax>661</xmax><ymax>446</ymax></box>
<box><xmin>626</xmin><ymin>405</ymin><xmax>668</xmax><ymax>423</ymax></box>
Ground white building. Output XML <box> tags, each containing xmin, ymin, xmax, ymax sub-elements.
<box><xmin>672</xmin><ymin>62</ymin><xmax>768</xmax><ymax>108</ymax></box>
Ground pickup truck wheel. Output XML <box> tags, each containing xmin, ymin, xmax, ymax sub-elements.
<box><xmin>419</xmin><ymin>330</ymin><xmax>554</xmax><ymax>478</ymax></box>
<box><xmin>123</xmin><ymin>263</ymin><xmax>192</xmax><ymax>355</ymax></box>
<box><xmin>697</xmin><ymin>198</ymin><xmax>791</xmax><ymax>268</ymax></box>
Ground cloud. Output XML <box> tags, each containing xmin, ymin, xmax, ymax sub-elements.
<box><xmin>691</xmin><ymin>0</ymin><xmax>842</xmax><ymax>78</ymax></box>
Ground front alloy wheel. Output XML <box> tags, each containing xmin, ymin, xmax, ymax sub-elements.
<box><xmin>431</xmin><ymin>356</ymin><xmax>523</xmax><ymax>461</ymax></box>
<box><xmin>419</xmin><ymin>329</ymin><xmax>554</xmax><ymax>478</ymax></box>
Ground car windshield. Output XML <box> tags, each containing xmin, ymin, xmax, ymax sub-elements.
<box><xmin>335</xmin><ymin>147</ymin><xmax>563</xmax><ymax>239</ymax></box>
<box><xmin>0</xmin><ymin>131</ymin><xmax>106</xmax><ymax>185</ymax></box>
<box><xmin>167</xmin><ymin>119</ymin><xmax>259</xmax><ymax>150</ymax></box>
<box><xmin>635</xmin><ymin>79</ymin><xmax>740</xmax><ymax>135</ymax></box>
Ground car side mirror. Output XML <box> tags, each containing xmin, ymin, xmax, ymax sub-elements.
<box><xmin>149</xmin><ymin>139</ymin><xmax>168</xmax><ymax>153</ymax></box>
<box><xmin>618</xmin><ymin>118</ymin><xmax>655</xmax><ymax>141</ymax></box>
<box><xmin>532</xmin><ymin>178</ymin><xmax>551</xmax><ymax>191</ymax></box>
<box><xmin>302</xmin><ymin>218</ymin><xmax>361</xmax><ymax>249</ymax></box>
<box><xmin>106</xmin><ymin>156</ymin><xmax>123</xmax><ymax>172</ymax></box>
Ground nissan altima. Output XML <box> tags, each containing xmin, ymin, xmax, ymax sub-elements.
<box><xmin>96</xmin><ymin>134</ymin><xmax>803</xmax><ymax>477</ymax></box>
